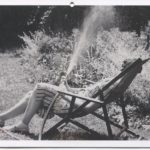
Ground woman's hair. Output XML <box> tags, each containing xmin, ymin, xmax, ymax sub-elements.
<box><xmin>121</xmin><ymin>58</ymin><xmax>136</xmax><ymax>71</ymax></box>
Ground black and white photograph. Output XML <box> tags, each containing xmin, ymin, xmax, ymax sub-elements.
<box><xmin>0</xmin><ymin>3</ymin><xmax>150</xmax><ymax>147</ymax></box>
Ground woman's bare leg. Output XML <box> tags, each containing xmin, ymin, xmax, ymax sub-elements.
<box><xmin>22</xmin><ymin>84</ymin><xmax>45</xmax><ymax>125</ymax></box>
<box><xmin>0</xmin><ymin>91</ymin><xmax>32</xmax><ymax>121</ymax></box>
<box><xmin>4</xmin><ymin>84</ymin><xmax>49</xmax><ymax>130</ymax></box>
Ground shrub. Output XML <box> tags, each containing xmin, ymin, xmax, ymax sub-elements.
<box><xmin>74</xmin><ymin>28</ymin><xmax>150</xmax><ymax>107</ymax></box>
<box><xmin>20</xmin><ymin>28</ymin><xmax>150</xmax><ymax>109</ymax></box>
<box><xmin>19</xmin><ymin>30</ymin><xmax>75</xmax><ymax>83</ymax></box>
<box><xmin>91</xmin><ymin>28</ymin><xmax>150</xmax><ymax>106</ymax></box>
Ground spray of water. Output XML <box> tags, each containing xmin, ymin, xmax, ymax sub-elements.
<box><xmin>66</xmin><ymin>6</ymin><xmax>115</xmax><ymax>76</ymax></box>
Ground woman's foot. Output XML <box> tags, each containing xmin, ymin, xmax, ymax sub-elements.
<box><xmin>3</xmin><ymin>122</ymin><xmax>29</xmax><ymax>134</ymax></box>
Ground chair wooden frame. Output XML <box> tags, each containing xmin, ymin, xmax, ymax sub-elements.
<box><xmin>39</xmin><ymin>58</ymin><xmax>149</xmax><ymax>140</ymax></box>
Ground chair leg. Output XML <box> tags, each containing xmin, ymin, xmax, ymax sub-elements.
<box><xmin>102</xmin><ymin>105</ymin><xmax>113</xmax><ymax>138</ymax></box>
<box><xmin>43</xmin><ymin>96</ymin><xmax>76</xmax><ymax>138</ymax></box>
<box><xmin>92</xmin><ymin>112</ymin><xmax>143</xmax><ymax>138</ymax></box>
<box><xmin>67</xmin><ymin>96</ymin><xmax>76</xmax><ymax>119</ymax></box>
<box><xmin>39</xmin><ymin>93</ymin><xmax>60</xmax><ymax>140</ymax></box>
<box><xmin>69</xmin><ymin>119</ymin><xmax>102</xmax><ymax>138</ymax></box>
<box><xmin>42</xmin><ymin>117</ymin><xmax>67</xmax><ymax>138</ymax></box>
<box><xmin>120</xmin><ymin>95</ymin><xmax>128</xmax><ymax>128</ymax></box>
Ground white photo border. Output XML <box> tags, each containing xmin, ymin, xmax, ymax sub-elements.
<box><xmin>0</xmin><ymin>0</ymin><xmax>150</xmax><ymax>148</ymax></box>
<box><xmin>0</xmin><ymin>0</ymin><xmax>149</xmax><ymax>6</ymax></box>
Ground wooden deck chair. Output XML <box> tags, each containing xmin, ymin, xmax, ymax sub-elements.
<box><xmin>39</xmin><ymin>58</ymin><xmax>150</xmax><ymax>140</ymax></box>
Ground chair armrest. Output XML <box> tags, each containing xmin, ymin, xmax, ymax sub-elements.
<box><xmin>57</xmin><ymin>89</ymin><xmax>104</xmax><ymax>105</ymax></box>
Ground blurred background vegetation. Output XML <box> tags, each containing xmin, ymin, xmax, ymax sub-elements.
<box><xmin>1</xmin><ymin>6</ymin><xmax>150</xmax><ymax>116</ymax></box>
<box><xmin>0</xmin><ymin>6</ymin><xmax>150</xmax><ymax>49</ymax></box>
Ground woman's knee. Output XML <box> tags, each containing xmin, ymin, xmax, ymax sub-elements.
<box><xmin>34</xmin><ymin>83</ymin><xmax>50</xmax><ymax>91</ymax></box>
<box><xmin>33</xmin><ymin>83</ymin><xmax>58</xmax><ymax>102</ymax></box>
<box><xmin>34</xmin><ymin>83</ymin><xmax>44</xmax><ymax>89</ymax></box>
<box><xmin>33</xmin><ymin>83</ymin><xmax>44</xmax><ymax>92</ymax></box>
<box><xmin>33</xmin><ymin>83</ymin><xmax>48</xmax><ymax>101</ymax></box>
<box><xmin>34</xmin><ymin>83</ymin><xmax>57</xmax><ymax>95</ymax></box>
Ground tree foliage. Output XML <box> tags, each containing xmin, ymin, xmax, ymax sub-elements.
<box><xmin>0</xmin><ymin>6</ymin><xmax>38</xmax><ymax>49</ymax></box>
<box><xmin>115</xmin><ymin>6</ymin><xmax>150</xmax><ymax>36</ymax></box>
<box><xmin>1</xmin><ymin>6</ymin><xmax>150</xmax><ymax>49</ymax></box>
<box><xmin>0</xmin><ymin>6</ymin><xmax>86</xmax><ymax>49</ymax></box>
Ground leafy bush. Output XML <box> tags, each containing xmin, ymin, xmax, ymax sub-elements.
<box><xmin>93</xmin><ymin>28</ymin><xmax>150</xmax><ymax>107</ymax></box>
<box><xmin>73</xmin><ymin>28</ymin><xmax>150</xmax><ymax>106</ymax></box>
<box><xmin>20</xmin><ymin>28</ymin><xmax>150</xmax><ymax>109</ymax></box>
<box><xmin>19</xmin><ymin>30</ymin><xmax>74</xmax><ymax>54</ymax></box>
<box><xmin>19</xmin><ymin>30</ymin><xmax>75</xmax><ymax>84</ymax></box>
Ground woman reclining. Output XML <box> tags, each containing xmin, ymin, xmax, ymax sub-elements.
<box><xmin>0</xmin><ymin>59</ymin><xmax>142</xmax><ymax>133</ymax></box>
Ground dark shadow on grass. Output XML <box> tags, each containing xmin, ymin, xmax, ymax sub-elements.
<box><xmin>18</xmin><ymin>129</ymin><xmax>126</xmax><ymax>140</ymax></box>
<box><xmin>17</xmin><ymin>132</ymin><xmax>39</xmax><ymax>140</ymax></box>
<box><xmin>27</xmin><ymin>132</ymin><xmax>39</xmax><ymax>140</ymax></box>
<box><xmin>42</xmin><ymin>129</ymin><xmax>112</xmax><ymax>140</ymax></box>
